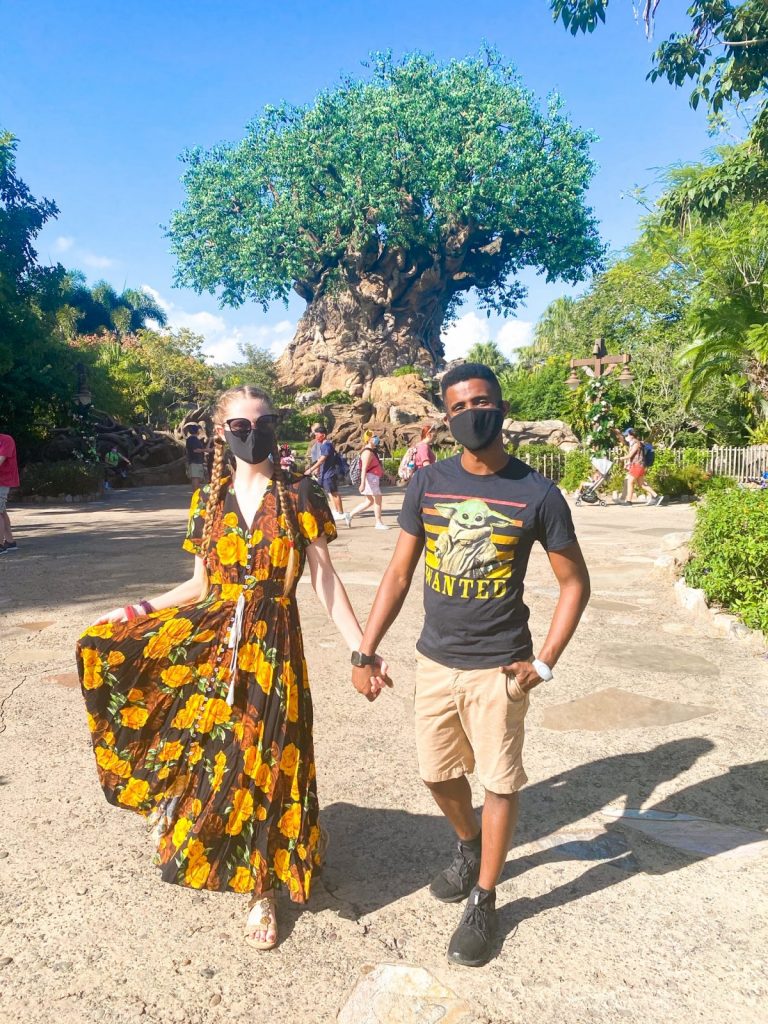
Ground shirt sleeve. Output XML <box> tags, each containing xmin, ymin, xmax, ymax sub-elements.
<box><xmin>296</xmin><ymin>476</ymin><xmax>337</xmax><ymax>546</ymax></box>
<box><xmin>398</xmin><ymin>470</ymin><xmax>426</xmax><ymax>538</ymax></box>
<box><xmin>319</xmin><ymin>441</ymin><xmax>334</xmax><ymax>463</ymax></box>
<box><xmin>535</xmin><ymin>484</ymin><xmax>577</xmax><ymax>552</ymax></box>
<box><xmin>182</xmin><ymin>486</ymin><xmax>208</xmax><ymax>554</ymax></box>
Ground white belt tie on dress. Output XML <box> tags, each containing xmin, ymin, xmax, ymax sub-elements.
<box><xmin>225</xmin><ymin>591</ymin><xmax>247</xmax><ymax>706</ymax></box>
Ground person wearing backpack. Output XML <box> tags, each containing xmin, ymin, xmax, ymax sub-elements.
<box><xmin>398</xmin><ymin>424</ymin><xmax>438</xmax><ymax>484</ymax></box>
<box><xmin>616</xmin><ymin>428</ymin><xmax>664</xmax><ymax>506</ymax></box>
<box><xmin>305</xmin><ymin>427</ymin><xmax>351</xmax><ymax>528</ymax></box>
<box><xmin>348</xmin><ymin>431</ymin><xmax>390</xmax><ymax>530</ymax></box>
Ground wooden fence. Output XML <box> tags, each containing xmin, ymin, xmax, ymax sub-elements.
<box><xmin>520</xmin><ymin>445</ymin><xmax>768</xmax><ymax>484</ymax></box>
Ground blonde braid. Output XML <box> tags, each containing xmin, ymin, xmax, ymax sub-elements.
<box><xmin>271</xmin><ymin>438</ymin><xmax>301</xmax><ymax>597</ymax></box>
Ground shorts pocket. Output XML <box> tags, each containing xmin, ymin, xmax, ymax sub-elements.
<box><xmin>504</xmin><ymin>673</ymin><xmax>526</xmax><ymax>702</ymax></box>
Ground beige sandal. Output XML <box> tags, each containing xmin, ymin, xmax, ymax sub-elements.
<box><xmin>244</xmin><ymin>891</ymin><xmax>277</xmax><ymax>950</ymax></box>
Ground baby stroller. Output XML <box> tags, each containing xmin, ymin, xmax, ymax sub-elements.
<box><xmin>575</xmin><ymin>457</ymin><xmax>613</xmax><ymax>507</ymax></box>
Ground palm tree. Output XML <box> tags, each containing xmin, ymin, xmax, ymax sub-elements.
<box><xmin>465</xmin><ymin>340</ymin><xmax>510</xmax><ymax>375</ymax></box>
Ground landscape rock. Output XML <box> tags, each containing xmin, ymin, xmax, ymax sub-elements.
<box><xmin>660</xmin><ymin>531</ymin><xmax>693</xmax><ymax>552</ymax></box>
<box><xmin>674</xmin><ymin>579</ymin><xmax>710</xmax><ymax>621</ymax></box>
<box><xmin>502</xmin><ymin>418</ymin><xmax>580</xmax><ymax>450</ymax></box>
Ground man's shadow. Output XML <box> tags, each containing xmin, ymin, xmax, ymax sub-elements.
<box><xmin>307</xmin><ymin>740</ymin><xmax>767</xmax><ymax>947</ymax></box>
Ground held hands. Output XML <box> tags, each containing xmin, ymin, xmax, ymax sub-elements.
<box><xmin>351</xmin><ymin>656</ymin><xmax>393</xmax><ymax>702</ymax></box>
<box><xmin>499</xmin><ymin>659</ymin><xmax>543</xmax><ymax>694</ymax></box>
<box><xmin>92</xmin><ymin>606</ymin><xmax>133</xmax><ymax>626</ymax></box>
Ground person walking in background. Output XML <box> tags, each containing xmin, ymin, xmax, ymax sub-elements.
<box><xmin>305</xmin><ymin>427</ymin><xmax>351</xmax><ymax>528</ymax></box>
<box><xmin>348</xmin><ymin>430</ymin><xmax>389</xmax><ymax>530</ymax></box>
<box><xmin>104</xmin><ymin>445</ymin><xmax>131</xmax><ymax>490</ymax></box>
<box><xmin>76</xmin><ymin>385</ymin><xmax>390</xmax><ymax>951</ymax></box>
<box><xmin>184</xmin><ymin>424</ymin><xmax>207</xmax><ymax>487</ymax></box>
<box><xmin>615</xmin><ymin>427</ymin><xmax>664</xmax><ymax>506</ymax></box>
<box><xmin>398</xmin><ymin>423</ymin><xmax>438</xmax><ymax>484</ymax></box>
<box><xmin>307</xmin><ymin>422</ymin><xmax>325</xmax><ymax>474</ymax></box>
<box><xmin>352</xmin><ymin>363</ymin><xmax>590</xmax><ymax>967</ymax></box>
<box><xmin>0</xmin><ymin>431</ymin><xmax>20</xmax><ymax>554</ymax></box>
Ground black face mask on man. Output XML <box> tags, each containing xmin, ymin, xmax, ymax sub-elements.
<box><xmin>224</xmin><ymin>428</ymin><xmax>274</xmax><ymax>465</ymax></box>
<box><xmin>448</xmin><ymin>407</ymin><xmax>504</xmax><ymax>452</ymax></box>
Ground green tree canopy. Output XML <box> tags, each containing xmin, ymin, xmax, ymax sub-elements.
<box><xmin>550</xmin><ymin>1</ymin><xmax>768</xmax><ymax>144</ymax></box>
<box><xmin>50</xmin><ymin>271</ymin><xmax>168</xmax><ymax>339</ymax></box>
<box><xmin>465</xmin><ymin>340</ymin><xmax>511</xmax><ymax>375</ymax></box>
<box><xmin>170</xmin><ymin>50</ymin><xmax>603</xmax><ymax>371</ymax></box>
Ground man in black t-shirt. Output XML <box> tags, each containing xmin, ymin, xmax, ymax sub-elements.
<box><xmin>350</xmin><ymin>364</ymin><xmax>590</xmax><ymax>967</ymax></box>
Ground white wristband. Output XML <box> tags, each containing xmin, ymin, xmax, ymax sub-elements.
<box><xmin>532</xmin><ymin>658</ymin><xmax>553</xmax><ymax>682</ymax></box>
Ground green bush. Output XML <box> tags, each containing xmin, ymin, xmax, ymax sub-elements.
<box><xmin>651</xmin><ymin>464</ymin><xmax>711</xmax><ymax>499</ymax></box>
<box><xmin>322</xmin><ymin>389</ymin><xmax>354</xmax><ymax>405</ymax></box>
<box><xmin>561</xmin><ymin>451</ymin><xmax>594</xmax><ymax>492</ymax></box>
<box><xmin>392</xmin><ymin>365</ymin><xmax>417</xmax><ymax>377</ymax></box>
<box><xmin>20</xmin><ymin>461</ymin><xmax>103</xmax><ymax>497</ymax></box>
<box><xmin>382</xmin><ymin>458</ymin><xmax>401</xmax><ymax>477</ymax></box>
<box><xmin>278</xmin><ymin>409</ymin><xmax>315</xmax><ymax>441</ymax></box>
<box><xmin>685</xmin><ymin>488</ymin><xmax>768</xmax><ymax>636</ymax></box>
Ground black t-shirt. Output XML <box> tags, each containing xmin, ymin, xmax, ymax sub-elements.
<box><xmin>185</xmin><ymin>435</ymin><xmax>205</xmax><ymax>464</ymax></box>
<box><xmin>398</xmin><ymin>455</ymin><xmax>577</xmax><ymax>669</ymax></box>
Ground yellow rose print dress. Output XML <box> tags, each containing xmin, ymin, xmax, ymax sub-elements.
<box><xmin>76</xmin><ymin>474</ymin><xmax>337</xmax><ymax>903</ymax></box>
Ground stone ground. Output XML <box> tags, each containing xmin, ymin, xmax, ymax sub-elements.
<box><xmin>1</xmin><ymin>484</ymin><xmax>767</xmax><ymax>1024</ymax></box>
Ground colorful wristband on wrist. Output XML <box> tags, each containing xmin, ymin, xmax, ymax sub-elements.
<box><xmin>123</xmin><ymin>605</ymin><xmax>137</xmax><ymax>621</ymax></box>
<box><xmin>138</xmin><ymin>599</ymin><xmax>154</xmax><ymax>615</ymax></box>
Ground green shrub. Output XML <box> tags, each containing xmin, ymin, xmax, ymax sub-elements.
<box><xmin>278</xmin><ymin>409</ymin><xmax>315</xmax><ymax>441</ymax></box>
<box><xmin>685</xmin><ymin>488</ymin><xmax>768</xmax><ymax>636</ymax></box>
<box><xmin>392</xmin><ymin>365</ymin><xmax>417</xmax><ymax>377</ymax></box>
<box><xmin>561</xmin><ymin>451</ymin><xmax>593</xmax><ymax>492</ymax></box>
<box><xmin>20</xmin><ymin>461</ymin><xmax>102</xmax><ymax>497</ymax></box>
<box><xmin>382</xmin><ymin>458</ymin><xmax>400</xmax><ymax>477</ymax></box>
<box><xmin>651</xmin><ymin>465</ymin><xmax>711</xmax><ymax>499</ymax></box>
<box><xmin>322</xmin><ymin>389</ymin><xmax>354</xmax><ymax>405</ymax></box>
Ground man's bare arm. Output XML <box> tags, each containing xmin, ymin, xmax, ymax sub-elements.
<box><xmin>501</xmin><ymin>541</ymin><xmax>590</xmax><ymax>691</ymax></box>
<box><xmin>357</xmin><ymin>530</ymin><xmax>424</xmax><ymax>655</ymax></box>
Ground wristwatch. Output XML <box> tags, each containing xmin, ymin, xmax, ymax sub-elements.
<box><xmin>532</xmin><ymin>658</ymin><xmax>554</xmax><ymax>682</ymax></box>
<box><xmin>351</xmin><ymin>650</ymin><xmax>376</xmax><ymax>668</ymax></box>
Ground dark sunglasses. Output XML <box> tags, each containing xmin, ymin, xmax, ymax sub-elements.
<box><xmin>225</xmin><ymin>414</ymin><xmax>278</xmax><ymax>440</ymax></box>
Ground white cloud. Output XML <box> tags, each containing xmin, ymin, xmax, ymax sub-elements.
<box><xmin>441</xmin><ymin>311</ymin><xmax>534</xmax><ymax>362</ymax></box>
<box><xmin>53</xmin><ymin>234</ymin><xmax>114</xmax><ymax>269</ymax></box>
<box><xmin>140</xmin><ymin>285</ymin><xmax>295</xmax><ymax>364</ymax></box>
<box><xmin>80</xmin><ymin>251</ymin><xmax>116</xmax><ymax>270</ymax></box>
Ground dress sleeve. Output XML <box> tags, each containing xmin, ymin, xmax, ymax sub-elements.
<box><xmin>182</xmin><ymin>486</ymin><xmax>208</xmax><ymax>554</ymax></box>
<box><xmin>296</xmin><ymin>476</ymin><xmax>337</xmax><ymax>546</ymax></box>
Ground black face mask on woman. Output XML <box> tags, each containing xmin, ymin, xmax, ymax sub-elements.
<box><xmin>448</xmin><ymin>407</ymin><xmax>505</xmax><ymax>452</ymax></box>
<box><xmin>224</xmin><ymin>428</ymin><xmax>274</xmax><ymax>465</ymax></box>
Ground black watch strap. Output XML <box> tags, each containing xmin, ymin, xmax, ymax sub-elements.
<box><xmin>351</xmin><ymin>650</ymin><xmax>376</xmax><ymax>668</ymax></box>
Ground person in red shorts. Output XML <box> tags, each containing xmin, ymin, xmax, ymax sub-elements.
<box><xmin>0</xmin><ymin>432</ymin><xmax>20</xmax><ymax>553</ymax></box>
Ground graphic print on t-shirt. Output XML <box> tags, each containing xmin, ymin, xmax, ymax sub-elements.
<box><xmin>424</xmin><ymin>491</ymin><xmax>526</xmax><ymax>598</ymax></box>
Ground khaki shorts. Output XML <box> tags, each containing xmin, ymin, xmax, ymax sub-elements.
<box><xmin>414</xmin><ymin>652</ymin><xmax>529</xmax><ymax>794</ymax></box>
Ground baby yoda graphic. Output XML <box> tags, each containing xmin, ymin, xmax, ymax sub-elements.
<box><xmin>433</xmin><ymin>498</ymin><xmax>519</xmax><ymax>578</ymax></box>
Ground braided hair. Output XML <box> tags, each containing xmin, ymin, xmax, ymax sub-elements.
<box><xmin>198</xmin><ymin>385</ymin><xmax>300</xmax><ymax>599</ymax></box>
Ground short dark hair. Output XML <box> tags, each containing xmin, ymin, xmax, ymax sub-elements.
<box><xmin>441</xmin><ymin>362</ymin><xmax>503</xmax><ymax>405</ymax></box>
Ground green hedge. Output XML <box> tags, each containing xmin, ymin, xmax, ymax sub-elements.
<box><xmin>685</xmin><ymin>488</ymin><xmax>768</xmax><ymax>636</ymax></box>
<box><xmin>19</xmin><ymin>461</ymin><xmax>103</xmax><ymax>497</ymax></box>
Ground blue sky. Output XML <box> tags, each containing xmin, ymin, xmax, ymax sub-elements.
<box><xmin>2</xmin><ymin>0</ymin><xmax>718</xmax><ymax>364</ymax></box>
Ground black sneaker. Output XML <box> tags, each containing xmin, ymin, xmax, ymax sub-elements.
<box><xmin>447</xmin><ymin>886</ymin><xmax>497</xmax><ymax>967</ymax></box>
<box><xmin>4</xmin><ymin>542</ymin><xmax>17</xmax><ymax>552</ymax></box>
<box><xmin>429</xmin><ymin>836</ymin><xmax>481</xmax><ymax>903</ymax></box>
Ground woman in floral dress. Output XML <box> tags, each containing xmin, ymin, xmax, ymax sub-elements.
<box><xmin>76</xmin><ymin>385</ymin><xmax>390</xmax><ymax>949</ymax></box>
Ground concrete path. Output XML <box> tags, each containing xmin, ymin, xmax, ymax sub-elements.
<box><xmin>1</xmin><ymin>486</ymin><xmax>766</xmax><ymax>1024</ymax></box>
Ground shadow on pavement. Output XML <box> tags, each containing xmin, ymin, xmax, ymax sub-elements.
<box><xmin>311</xmin><ymin>743</ymin><xmax>767</xmax><ymax>961</ymax></box>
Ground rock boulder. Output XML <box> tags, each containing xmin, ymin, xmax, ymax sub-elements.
<box><xmin>503</xmin><ymin>419</ymin><xmax>580</xmax><ymax>451</ymax></box>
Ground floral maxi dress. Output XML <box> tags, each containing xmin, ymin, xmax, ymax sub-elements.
<box><xmin>76</xmin><ymin>474</ymin><xmax>336</xmax><ymax>902</ymax></box>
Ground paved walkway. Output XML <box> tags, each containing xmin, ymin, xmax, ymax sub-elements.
<box><xmin>1</xmin><ymin>486</ymin><xmax>766</xmax><ymax>1024</ymax></box>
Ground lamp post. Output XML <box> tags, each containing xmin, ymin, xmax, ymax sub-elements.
<box><xmin>565</xmin><ymin>339</ymin><xmax>634</xmax><ymax>457</ymax></box>
<box><xmin>74</xmin><ymin>362</ymin><xmax>92</xmax><ymax>411</ymax></box>
<box><xmin>565</xmin><ymin>337</ymin><xmax>634</xmax><ymax>390</ymax></box>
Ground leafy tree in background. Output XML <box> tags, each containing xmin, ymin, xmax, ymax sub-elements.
<box><xmin>499</xmin><ymin>356</ymin><xmax>573</xmax><ymax>421</ymax></box>
<box><xmin>550</xmin><ymin>1</ymin><xmax>768</xmax><ymax>145</ymax></box>
<box><xmin>51</xmin><ymin>271</ymin><xmax>167</xmax><ymax>339</ymax></box>
<box><xmin>218</xmin><ymin>343</ymin><xmax>281</xmax><ymax>395</ymax></box>
<box><xmin>0</xmin><ymin>131</ymin><xmax>75</xmax><ymax>454</ymax></box>
<box><xmin>170</xmin><ymin>50</ymin><xmax>603</xmax><ymax>389</ymax></box>
<box><xmin>465</xmin><ymin>340</ymin><xmax>511</xmax><ymax>375</ymax></box>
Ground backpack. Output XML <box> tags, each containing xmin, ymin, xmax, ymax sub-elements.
<box><xmin>398</xmin><ymin>445</ymin><xmax>418</xmax><ymax>482</ymax></box>
<box><xmin>348</xmin><ymin>454</ymin><xmax>363</xmax><ymax>487</ymax></box>
<box><xmin>336</xmin><ymin>452</ymin><xmax>350</xmax><ymax>479</ymax></box>
<box><xmin>643</xmin><ymin>442</ymin><xmax>655</xmax><ymax>468</ymax></box>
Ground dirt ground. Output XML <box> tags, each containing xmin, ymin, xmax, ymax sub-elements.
<box><xmin>1</xmin><ymin>484</ymin><xmax>766</xmax><ymax>1024</ymax></box>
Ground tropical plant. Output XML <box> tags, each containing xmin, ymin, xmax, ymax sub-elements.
<box><xmin>549</xmin><ymin>1</ymin><xmax>768</xmax><ymax>145</ymax></box>
<box><xmin>465</xmin><ymin>340</ymin><xmax>511</xmax><ymax>375</ymax></box>
<box><xmin>52</xmin><ymin>272</ymin><xmax>167</xmax><ymax>339</ymax></box>
<box><xmin>170</xmin><ymin>49</ymin><xmax>603</xmax><ymax>381</ymax></box>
